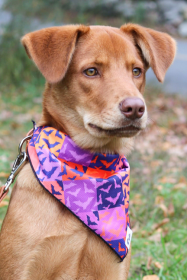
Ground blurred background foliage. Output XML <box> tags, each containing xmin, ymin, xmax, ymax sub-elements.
<box><xmin>0</xmin><ymin>0</ymin><xmax>159</xmax><ymax>88</ymax></box>
<box><xmin>2</xmin><ymin>0</ymin><xmax>187</xmax><ymax>88</ymax></box>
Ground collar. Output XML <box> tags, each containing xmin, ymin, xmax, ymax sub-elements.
<box><xmin>28</xmin><ymin>125</ymin><xmax>132</xmax><ymax>261</ymax></box>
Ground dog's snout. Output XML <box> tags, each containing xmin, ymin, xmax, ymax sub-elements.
<box><xmin>119</xmin><ymin>98</ymin><xmax>145</xmax><ymax>120</ymax></box>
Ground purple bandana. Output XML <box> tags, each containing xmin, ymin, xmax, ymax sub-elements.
<box><xmin>28</xmin><ymin>126</ymin><xmax>132</xmax><ymax>261</ymax></box>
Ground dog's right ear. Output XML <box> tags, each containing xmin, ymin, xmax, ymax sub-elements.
<box><xmin>21</xmin><ymin>25</ymin><xmax>90</xmax><ymax>83</ymax></box>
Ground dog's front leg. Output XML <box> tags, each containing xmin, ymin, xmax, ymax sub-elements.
<box><xmin>21</xmin><ymin>234</ymin><xmax>88</xmax><ymax>280</ymax></box>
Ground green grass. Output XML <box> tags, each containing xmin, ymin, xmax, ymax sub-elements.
<box><xmin>127</xmin><ymin>91</ymin><xmax>187</xmax><ymax>279</ymax></box>
<box><xmin>129</xmin><ymin>177</ymin><xmax>187</xmax><ymax>279</ymax></box>
<box><xmin>0</xmin><ymin>84</ymin><xmax>187</xmax><ymax>279</ymax></box>
<box><xmin>0</xmin><ymin>82</ymin><xmax>43</xmax><ymax>224</ymax></box>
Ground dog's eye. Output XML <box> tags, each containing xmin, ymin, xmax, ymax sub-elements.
<box><xmin>84</xmin><ymin>68</ymin><xmax>98</xmax><ymax>77</ymax></box>
<box><xmin>133</xmin><ymin>68</ymin><xmax>141</xmax><ymax>77</ymax></box>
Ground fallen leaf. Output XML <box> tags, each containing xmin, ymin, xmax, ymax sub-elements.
<box><xmin>11</xmin><ymin>122</ymin><xmax>21</xmax><ymax>129</ymax></box>
<box><xmin>182</xmin><ymin>203</ymin><xmax>187</xmax><ymax>210</ymax></box>
<box><xmin>154</xmin><ymin>261</ymin><xmax>163</xmax><ymax>269</ymax></box>
<box><xmin>157</xmin><ymin>204</ymin><xmax>168</xmax><ymax>217</ymax></box>
<box><xmin>168</xmin><ymin>202</ymin><xmax>175</xmax><ymax>216</ymax></box>
<box><xmin>1</xmin><ymin>130</ymin><xmax>10</xmax><ymax>136</ymax></box>
<box><xmin>154</xmin><ymin>185</ymin><xmax>163</xmax><ymax>191</ymax></box>
<box><xmin>155</xmin><ymin>196</ymin><xmax>164</xmax><ymax>205</ymax></box>
<box><xmin>0</xmin><ymin>201</ymin><xmax>8</xmax><ymax>207</ymax></box>
<box><xmin>147</xmin><ymin>256</ymin><xmax>153</xmax><ymax>269</ymax></box>
<box><xmin>161</xmin><ymin>142</ymin><xmax>172</xmax><ymax>151</ymax></box>
<box><xmin>179</xmin><ymin>176</ymin><xmax>187</xmax><ymax>184</ymax></box>
<box><xmin>141</xmin><ymin>230</ymin><xmax>148</xmax><ymax>237</ymax></box>
<box><xmin>143</xmin><ymin>275</ymin><xmax>159</xmax><ymax>280</ymax></box>
<box><xmin>177</xmin><ymin>128</ymin><xmax>187</xmax><ymax>137</ymax></box>
<box><xmin>131</xmin><ymin>194</ymin><xmax>143</xmax><ymax>206</ymax></box>
<box><xmin>0</xmin><ymin>138</ymin><xmax>5</xmax><ymax>148</ymax></box>
<box><xmin>159</xmin><ymin>177</ymin><xmax>176</xmax><ymax>184</ymax></box>
<box><xmin>148</xmin><ymin>232</ymin><xmax>161</xmax><ymax>242</ymax></box>
<box><xmin>151</xmin><ymin>160</ymin><xmax>163</xmax><ymax>168</ymax></box>
<box><xmin>173</xmin><ymin>183</ymin><xmax>186</xmax><ymax>190</ymax></box>
<box><xmin>158</xmin><ymin>127</ymin><xmax>168</xmax><ymax>134</ymax></box>
<box><xmin>152</xmin><ymin>218</ymin><xmax>170</xmax><ymax>230</ymax></box>
<box><xmin>0</xmin><ymin>172</ymin><xmax>9</xmax><ymax>178</ymax></box>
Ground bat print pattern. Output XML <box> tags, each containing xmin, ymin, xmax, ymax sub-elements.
<box><xmin>28</xmin><ymin>126</ymin><xmax>131</xmax><ymax>261</ymax></box>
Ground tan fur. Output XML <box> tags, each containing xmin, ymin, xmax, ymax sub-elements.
<box><xmin>0</xmin><ymin>24</ymin><xmax>176</xmax><ymax>280</ymax></box>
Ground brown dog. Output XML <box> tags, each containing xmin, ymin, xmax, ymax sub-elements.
<box><xmin>0</xmin><ymin>24</ymin><xmax>175</xmax><ymax>280</ymax></box>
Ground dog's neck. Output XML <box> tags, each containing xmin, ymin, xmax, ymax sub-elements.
<box><xmin>38</xmin><ymin>109</ymin><xmax>134</xmax><ymax>156</ymax></box>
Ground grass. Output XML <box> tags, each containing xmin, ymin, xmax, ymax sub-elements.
<box><xmin>0</xmin><ymin>81</ymin><xmax>44</xmax><ymax>222</ymax></box>
<box><xmin>0</xmin><ymin>83</ymin><xmax>187</xmax><ymax>280</ymax></box>
<box><xmin>128</xmin><ymin>90</ymin><xmax>187</xmax><ymax>279</ymax></box>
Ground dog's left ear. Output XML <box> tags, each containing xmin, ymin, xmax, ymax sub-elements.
<box><xmin>21</xmin><ymin>25</ymin><xmax>90</xmax><ymax>83</ymax></box>
<box><xmin>120</xmin><ymin>24</ymin><xmax>176</xmax><ymax>83</ymax></box>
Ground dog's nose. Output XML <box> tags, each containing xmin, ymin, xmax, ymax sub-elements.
<box><xmin>119</xmin><ymin>98</ymin><xmax>145</xmax><ymax>120</ymax></box>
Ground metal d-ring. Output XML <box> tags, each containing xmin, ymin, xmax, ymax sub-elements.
<box><xmin>18</xmin><ymin>134</ymin><xmax>32</xmax><ymax>154</ymax></box>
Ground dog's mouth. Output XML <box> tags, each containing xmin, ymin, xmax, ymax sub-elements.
<box><xmin>88</xmin><ymin>123</ymin><xmax>141</xmax><ymax>137</ymax></box>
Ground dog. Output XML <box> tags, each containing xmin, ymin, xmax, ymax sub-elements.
<box><xmin>0</xmin><ymin>24</ymin><xmax>176</xmax><ymax>280</ymax></box>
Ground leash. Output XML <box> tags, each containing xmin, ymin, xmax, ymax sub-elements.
<box><xmin>0</xmin><ymin>130</ymin><xmax>33</xmax><ymax>203</ymax></box>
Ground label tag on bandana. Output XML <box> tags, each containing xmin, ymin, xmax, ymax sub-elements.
<box><xmin>28</xmin><ymin>126</ymin><xmax>131</xmax><ymax>261</ymax></box>
<box><xmin>125</xmin><ymin>226</ymin><xmax>132</xmax><ymax>250</ymax></box>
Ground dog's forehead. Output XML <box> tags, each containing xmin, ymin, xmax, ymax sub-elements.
<box><xmin>75</xmin><ymin>26</ymin><xmax>140</xmax><ymax>64</ymax></box>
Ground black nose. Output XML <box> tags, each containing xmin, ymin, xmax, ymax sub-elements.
<box><xmin>119</xmin><ymin>98</ymin><xmax>145</xmax><ymax>120</ymax></box>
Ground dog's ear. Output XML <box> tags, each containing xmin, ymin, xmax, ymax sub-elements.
<box><xmin>120</xmin><ymin>24</ymin><xmax>176</xmax><ymax>83</ymax></box>
<box><xmin>21</xmin><ymin>25</ymin><xmax>90</xmax><ymax>83</ymax></box>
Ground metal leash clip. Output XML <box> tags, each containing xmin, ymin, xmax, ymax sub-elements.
<box><xmin>3</xmin><ymin>135</ymin><xmax>32</xmax><ymax>194</ymax></box>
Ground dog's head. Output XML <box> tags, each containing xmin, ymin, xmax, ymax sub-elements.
<box><xmin>22</xmin><ymin>24</ymin><xmax>176</xmax><ymax>154</ymax></box>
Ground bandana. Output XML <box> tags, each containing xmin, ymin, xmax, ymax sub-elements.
<box><xmin>28</xmin><ymin>126</ymin><xmax>132</xmax><ymax>261</ymax></box>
